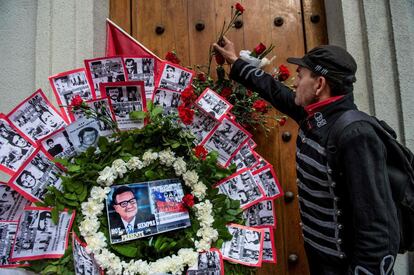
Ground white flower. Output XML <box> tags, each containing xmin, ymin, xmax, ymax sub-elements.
<box><xmin>84</xmin><ymin>232</ymin><xmax>107</xmax><ymax>253</ymax></box>
<box><xmin>191</xmin><ymin>182</ymin><xmax>207</xmax><ymax>199</ymax></box>
<box><xmin>79</xmin><ymin>217</ymin><xmax>100</xmax><ymax>236</ymax></box>
<box><xmin>195</xmin><ymin>239</ymin><xmax>211</xmax><ymax>252</ymax></box>
<box><xmin>159</xmin><ymin>149</ymin><xmax>176</xmax><ymax>167</ymax></box>
<box><xmin>81</xmin><ymin>200</ymin><xmax>104</xmax><ymax>218</ymax></box>
<box><xmin>142</xmin><ymin>150</ymin><xmax>158</xmax><ymax>165</ymax></box>
<box><xmin>177</xmin><ymin>248</ymin><xmax>198</xmax><ymax>266</ymax></box>
<box><xmin>112</xmin><ymin>159</ymin><xmax>127</xmax><ymax>178</ymax></box>
<box><xmin>183</xmin><ymin>170</ymin><xmax>199</xmax><ymax>186</ymax></box>
<box><xmin>259</xmin><ymin>56</ymin><xmax>276</xmax><ymax>68</ymax></box>
<box><xmin>173</xmin><ymin>157</ymin><xmax>187</xmax><ymax>176</ymax></box>
<box><xmin>90</xmin><ymin>186</ymin><xmax>111</xmax><ymax>202</ymax></box>
<box><xmin>127</xmin><ymin>157</ymin><xmax>144</xmax><ymax>170</ymax></box>
<box><xmin>97</xmin><ymin>166</ymin><xmax>117</xmax><ymax>186</ymax></box>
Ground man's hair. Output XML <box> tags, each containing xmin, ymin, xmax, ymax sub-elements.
<box><xmin>38</xmin><ymin>211</ymin><xmax>52</xmax><ymax>231</ymax></box>
<box><xmin>16</xmin><ymin>171</ymin><xmax>34</xmax><ymax>187</ymax></box>
<box><xmin>112</xmin><ymin>186</ymin><xmax>134</xmax><ymax>205</ymax></box>
<box><xmin>125</xmin><ymin>59</ymin><xmax>136</xmax><ymax>65</ymax></box>
<box><xmin>310</xmin><ymin>71</ymin><xmax>354</xmax><ymax>96</ymax></box>
<box><xmin>46</xmin><ymin>138</ymin><xmax>54</xmax><ymax>146</ymax></box>
<box><xmin>78</xmin><ymin>127</ymin><xmax>98</xmax><ymax>143</ymax></box>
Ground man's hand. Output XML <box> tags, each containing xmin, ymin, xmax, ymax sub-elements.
<box><xmin>213</xmin><ymin>37</ymin><xmax>238</xmax><ymax>64</ymax></box>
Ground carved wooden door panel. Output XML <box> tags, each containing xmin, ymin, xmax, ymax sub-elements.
<box><xmin>110</xmin><ymin>1</ymin><xmax>327</xmax><ymax>274</ymax></box>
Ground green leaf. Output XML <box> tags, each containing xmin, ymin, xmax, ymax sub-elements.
<box><xmin>147</xmin><ymin>100</ymin><xmax>154</xmax><ymax>112</ymax></box>
<box><xmin>151</xmin><ymin>107</ymin><xmax>163</xmax><ymax>117</ymax></box>
<box><xmin>215</xmin><ymin>239</ymin><xmax>224</xmax><ymax>249</ymax></box>
<box><xmin>41</xmin><ymin>265</ymin><xmax>59</xmax><ymax>274</ymax></box>
<box><xmin>51</xmin><ymin>207</ymin><xmax>59</xmax><ymax>224</ymax></box>
<box><xmin>111</xmin><ymin>243</ymin><xmax>138</xmax><ymax>258</ymax></box>
<box><xmin>78</xmin><ymin>186</ymin><xmax>88</xmax><ymax>201</ymax></box>
<box><xmin>64</xmin><ymin>193</ymin><xmax>78</xmax><ymax>201</ymax></box>
<box><xmin>67</xmin><ymin>165</ymin><xmax>81</xmax><ymax>172</ymax></box>
<box><xmin>171</xmin><ymin>142</ymin><xmax>180</xmax><ymax>149</ymax></box>
<box><xmin>129</xmin><ymin>111</ymin><xmax>147</xmax><ymax>120</ymax></box>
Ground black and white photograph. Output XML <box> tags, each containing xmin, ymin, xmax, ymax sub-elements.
<box><xmin>262</xmin><ymin>227</ymin><xmax>276</xmax><ymax>263</ymax></box>
<box><xmin>10</xmin><ymin>207</ymin><xmax>74</xmax><ymax>261</ymax></box>
<box><xmin>243</xmin><ymin>199</ymin><xmax>276</xmax><ymax>228</ymax></box>
<box><xmin>251</xmin><ymin>153</ymin><xmax>270</xmax><ymax>173</ymax></box>
<box><xmin>220</xmin><ymin>224</ymin><xmax>264</xmax><ymax>267</ymax></box>
<box><xmin>253</xmin><ymin>166</ymin><xmax>282</xmax><ymax>199</ymax></box>
<box><xmin>0</xmin><ymin>182</ymin><xmax>31</xmax><ymax>221</ymax></box>
<box><xmin>39</xmin><ymin>128</ymin><xmax>75</xmax><ymax>159</ymax></box>
<box><xmin>49</xmin><ymin>68</ymin><xmax>93</xmax><ymax>122</ymax></box>
<box><xmin>216</xmin><ymin>169</ymin><xmax>265</xmax><ymax>209</ymax></box>
<box><xmin>230</xmin><ymin>142</ymin><xmax>259</xmax><ymax>171</ymax></box>
<box><xmin>196</xmin><ymin>88</ymin><xmax>233</xmax><ymax>121</ymax></box>
<box><xmin>152</xmin><ymin>88</ymin><xmax>182</xmax><ymax>116</ymax></box>
<box><xmin>66</xmin><ymin>117</ymin><xmax>102</xmax><ymax>153</ymax></box>
<box><xmin>0</xmin><ymin>221</ymin><xmax>29</xmax><ymax>268</ymax></box>
<box><xmin>106</xmin><ymin>179</ymin><xmax>191</xmax><ymax>244</ymax></box>
<box><xmin>84</xmin><ymin>57</ymin><xmax>126</xmax><ymax>98</ymax></box>
<box><xmin>124</xmin><ymin>57</ymin><xmax>155</xmax><ymax>99</ymax></box>
<box><xmin>68</xmin><ymin>98</ymin><xmax>115</xmax><ymax>137</ymax></box>
<box><xmin>202</xmin><ymin>116</ymin><xmax>250</xmax><ymax>167</ymax></box>
<box><xmin>187</xmin><ymin>249</ymin><xmax>224</xmax><ymax>275</ymax></box>
<box><xmin>8</xmin><ymin>149</ymin><xmax>64</xmax><ymax>203</ymax></box>
<box><xmin>7</xmin><ymin>90</ymin><xmax>67</xmax><ymax>144</ymax></box>
<box><xmin>157</xmin><ymin>63</ymin><xmax>193</xmax><ymax>92</ymax></box>
<box><xmin>101</xmin><ymin>81</ymin><xmax>146</xmax><ymax>130</ymax></box>
<box><xmin>72</xmin><ymin>232</ymin><xmax>101</xmax><ymax>275</ymax></box>
<box><xmin>186</xmin><ymin>106</ymin><xmax>219</xmax><ymax>145</ymax></box>
<box><xmin>0</xmin><ymin>114</ymin><xmax>36</xmax><ymax>175</ymax></box>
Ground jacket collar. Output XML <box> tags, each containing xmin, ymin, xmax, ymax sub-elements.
<box><xmin>305</xmin><ymin>95</ymin><xmax>345</xmax><ymax>116</ymax></box>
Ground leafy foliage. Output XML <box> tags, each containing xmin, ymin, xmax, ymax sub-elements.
<box><xmin>31</xmin><ymin>108</ymin><xmax>251</xmax><ymax>274</ymax></box>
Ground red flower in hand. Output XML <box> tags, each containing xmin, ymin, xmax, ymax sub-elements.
<box><xmin>254</xmin><ymin>43</ymin><xmax>267</xmax><ymax>55</ymax></box>
<box><xmin>165</xmin><ymin>51</ymin><xmax>180</xmax><ymax>64</ymax></box>
<box><xmin>220</xmin><ymin>87</ymin><xmax>233</xmax><ymax>99</ymax></box>
<box><xmin>278</xmin><ymin>117</ymin><xmax>287</xmax><ymax>126</ymax></box>
<box><xmin>194</xmin><ymin>145</ymin><xmax>208</xmax><ymax>160</ymax></box>
<box><xmin>71</xmin><ymin>95</ymin><xmax>84</xmax><ymax>107</ymax></box>
<box><xmin>178</xmin><ymin>105</ymin><xmax>195</xmax><ymax>125</ymax></box>
<box><xmin>252</xmin><ymin>99</ymin><xmax>268</xmax><ymax>113</ymax></box>
<box><xmin>181</xmin><ymin>88</ymin><xmax>197</xmax><ymax>105</ymax></box>
<box><xmin>278</xmin><ymin>64</ymin><xmax>290</xmax><ymax>81</ymax></box>
<box><xmin>235</xmin><ymin>3</ymin><xmax>245</xmax><ymax>14</ymax></box>
<box><xmin>215</xmin><ymin>53</ymin><xmax>225</xmax><ymax>65</ymax></box>
<box><xmin>182</xmin><ymin>194</ymin><xmax>195</xmax><ymax>208</ymax></box>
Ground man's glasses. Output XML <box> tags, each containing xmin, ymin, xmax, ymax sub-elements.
<box><xmin>115</xmin><ymin>198</ymin><xmax>137</xmax><ymax>208</ymax></box>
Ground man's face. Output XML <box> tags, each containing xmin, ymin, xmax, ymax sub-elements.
<box><xmin>166</xmin><ymin>67</ymin><xmax>175</xmax><ymax>79</ymax></box>
<box><xmin>293</xmin><ymin>66</ymin><xmax>320</xmax><ymax>107</ymax></box>
<box><xmin>20</xmin><ymin>173</ymin><xmax>36</xmax><ymax>188</ymax></box>
<box><xmin>81</xmin><ymin>130</ymin><xmax>97</xmax><ymax>146</ymax></box>
<box><xmin>12</xmin><ymin>135</ymin><xmax>28</xmax><ymax>148</ymax></box>
<box><xmin>40</xmin><ymin>112</ymin><xmax>58</xmax><ymax>128</ymax></box>
<box><xmin>113</xmin><ymin>191</ymin><xmax>137</xmax><ymax>222</ymax></box>
<box><xmin>126</xmin><ymin>61</ymin><xmax>135</xmax><ymax>73</ymax></box>
<box><xmin>46</xmin><ymin>140</ymin><xmax>54</xmax><ymax>148</ymax></box>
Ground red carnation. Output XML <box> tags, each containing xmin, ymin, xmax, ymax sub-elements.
<box><xmin>197</xmin><ymin>72</ymin><xmax>206</xmax><ymax>82</ymax></box>
<box><xmin>165</xmin><ymin>51</ymin><xmax>180</xmax><ymax>64</ymax></box>
<box><xmin>71</xmin><ymin>95</ymin><xmax>84</xmax><ymax>107</ymax></box>
<box><xmin>252</xmin><ymin>99</ymin><xmax>268</xmax><ymax>113</ymax></box>
<box><xmin>215</xmin><ymin>53</ymin><xmax>225</xmax><ymax>65</ymax></box>
<box><xmin>254</xmin><ymin>43</ymin><xmax>267</xmax><ymax>55</ymax></box>
<box><xmin>220</xmin><ymin>87</ymin><xmax>233</xmax><ymax>99</ymax></box>
<box><xmin>194</xmin><ymin>145</ymin><xmax>208</xmax><ymax>160</ymax></box>
<box><xmin>247</xmin><ymin>90</ymin><xmax>253</xmax><ymax>97</ymax></box>
<box><xmin>235</xmin><ymin>2</ymin><xmax>245</xmax><ymax>14</ymax></box>
<box><xmin>181</xmin><ymin>88</ymin><xmax>197</xmax><ymax>105</ymax></box>
<box><xmin>278</xmin><ymin>64</ymin><xmax>290</xmax><ymax>81</ymax></box>
<box><xmin>278</xmin><ymin>117</ymin><xmax>287</xmax><ymax>126</ymax></box>
<box><xmin>182</xmin><ymin>194</ymin><xmax>195</xmax><ymax>208</ymax></box>
<box><xmin>178</xmin><ymin>105</ymin><xmax>195</xmax><ymax>125</ymax></box>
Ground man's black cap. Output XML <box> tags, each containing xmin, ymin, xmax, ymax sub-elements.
<box><xmin>287</xmin><ymin>45</ymin><xmax>357</xmax><ymax>89</ymax></box>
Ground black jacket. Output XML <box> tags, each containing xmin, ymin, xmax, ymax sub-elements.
<box><xmin>230</xmin><ymin>59</ymin><xmax>399</xmax><ymax>275</ymax></box>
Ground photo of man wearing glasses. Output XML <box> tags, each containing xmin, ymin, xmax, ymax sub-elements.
<box><xmin>108</xmin><ymin>185</ymin><xmax>156</xmax><ymax>243</ymax></box>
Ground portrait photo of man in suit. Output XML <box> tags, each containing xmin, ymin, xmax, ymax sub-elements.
<box><xmin>108</xmin><ymin>185</ymin><xmax>156</xmax><ymax>243</ymax></box>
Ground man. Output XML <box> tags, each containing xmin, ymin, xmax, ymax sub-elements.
<box><xmin>46</xmin><ymin>138</ymin><xmax>63</xmax><ymax>157</ymax></box>
<box><xmin>109</xmin><ymin>186</ymin><xmax>156</xmax><ymax>242</ymax></box>
<box><xmin>214</xmin><ymin>37</ymin><xmax>399</xmax><ymax>274</ymax></box>
<box><xmin>77</xmin><ymin>127</ymin><xmax>98</xmax><ymax>151</ymax></box>
<box><xmin>125</xmin><ymin>58</ymin><xmax>138</xmax><ymax>75</ymax></box>
<box><xmin>16</xmin><ymin>170</ymin><xmax>37</xmax><ymax>189</ymax></box>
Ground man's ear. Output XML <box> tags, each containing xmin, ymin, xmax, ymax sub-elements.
<box><xmin>315</xmin><ymin>76</ymin><xmax>330</xmax><ymax>98</ymax></box>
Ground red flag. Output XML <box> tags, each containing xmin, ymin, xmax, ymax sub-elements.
<box><xmin>105</xmin><ymin>18</ymin><xmax>162</xmax><ymax>61</ymax></box>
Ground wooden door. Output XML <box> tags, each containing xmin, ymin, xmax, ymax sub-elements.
<box><xmin>110</xmin><ymin>1</ymin><xmax>327</xmax><ymax>274</ymax></box>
